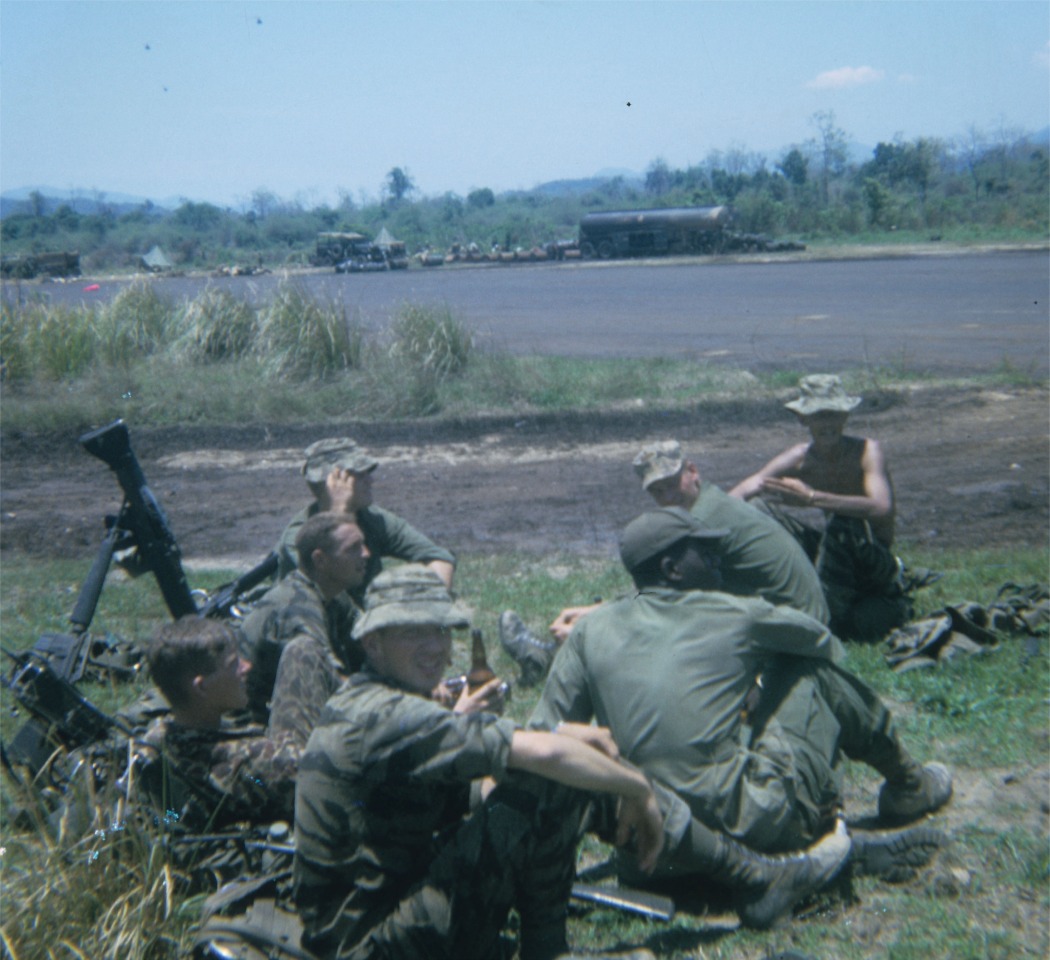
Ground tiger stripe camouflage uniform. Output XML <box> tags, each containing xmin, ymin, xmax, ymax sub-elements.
<box><xmin>143</xmin><ymin>718</ymin><xmax>300</xmax><ymax>829</ymax></box>
<box><xmin>238</xmin><ymin>570</ymin><xmax>361</xmax><ymax>727</ymax></box>
<box><xmin>294</xmin><ymin>668</ymin><xmax>589</xmax><ymax>960</ymax></box>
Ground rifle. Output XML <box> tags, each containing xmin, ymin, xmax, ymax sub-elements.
<box><xmin>196</xmin><ymin>552</ymin><xmax>279</xmax><ymax>620</ymax></box>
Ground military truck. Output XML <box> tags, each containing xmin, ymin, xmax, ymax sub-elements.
<box><xmin>315</xmin><ymin>231</ymin><xmax>409</xmax><ymax>271</ymax></box>
<box><xmin>577</xmin><ymin>206</ymin><xmax>805</xmax><ymax>259</ymax></box>
<box><xmin>312</xmin><ymin>232</ymin><xmax>373</xmax><ymax>267</ymax></box>
<box><xmin>0</xmin><ymin>250</ymin><xmax>81</xmax><ymax>279</ymax></box>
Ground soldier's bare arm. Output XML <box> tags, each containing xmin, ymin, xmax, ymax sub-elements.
<box><xmin>728</xmin><ymin>443</ymin><xmax>808</xmax><ymax>500</ymax></box>
<box><xmin>507</xmin><ymin>729</ymin><xmax>664</xmax><ymax>873</ymax></box>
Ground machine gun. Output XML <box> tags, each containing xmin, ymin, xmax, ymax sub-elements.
<box><xmin>2</xmin><ymin>420</ymin><xmax>278</xmax><ymax>779</ymax></box>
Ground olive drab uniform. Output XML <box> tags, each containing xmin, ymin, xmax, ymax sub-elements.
<box><xmin>274</xmin><ymin>502</ymin><xmax>457</xmax><ymax>596</ymax></box>
<box><xmin>238</xmin><ymin>570</ymin><xmax>361</xmax><ymax>727</ymax></box>
<box><xmin>531</xmin><ymin>588</ymin><xmax>906</xmax><ymax>855</ymax></box>
<box><xmin>294</xmin><ymin>669</ymin><xmax>589</xmax><ymax>960</ymax></box>
<box><xmin>760</xmin><ymin>504</ymin><xmax>908</xmax><ymax>641</ymax></box>
<box><xmin>691</xmin><ymin>482</ymin><xmax>830</xmax><ymax>624</ymax></box>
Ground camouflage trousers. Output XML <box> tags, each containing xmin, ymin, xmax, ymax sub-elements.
<box><xmin>759</xmin><ymin>504</ymin><xmax>909</xmax><ymax>641</ymax></box>
<box><xmin>323</xmin><ymin>774</ymin><xmax>587</xmax><ymax>960</ymax></box>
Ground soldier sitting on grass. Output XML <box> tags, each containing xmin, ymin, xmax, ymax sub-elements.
<box><xmin>729</xmin><ymin>374</ymin><xmax>910</xmax><ymax>641</ymax></box>
<box><xmin>293</xmin><ymin>566</ymin><xmax>853</xmax><ymax>960</ymax></box>
<box><xmin>143</xmin><ymin>617</ymin><xmax>300</xmax><ymax>829</ymax></box>
<box><xmin>274</xmin><ymin>436</ymin><xmax>456</xmax><ymax>593</ymax></box>
<box><xmin>242</xmin><ymin>511</ymin><xmax>502</xmax><ymax>750</ymax></box>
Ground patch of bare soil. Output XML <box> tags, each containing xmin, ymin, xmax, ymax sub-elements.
<box><xmin>1</xmin><ymin>384</ymin><xmax>1046</xmax><ymax>568</ymax></box>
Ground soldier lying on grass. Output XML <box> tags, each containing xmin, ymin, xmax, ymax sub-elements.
<box><xmin>143</xmin><ymin>617</ymin><xmax>300</xmax><ymax>828</ymax></box>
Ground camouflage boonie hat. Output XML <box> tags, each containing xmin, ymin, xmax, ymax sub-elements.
<box><xmin>302</xmin><ymin>438</ymin><xmax>379</xmax><ymax>483</ymax></box>
<box><xmin>784</xmin><ymin>375</ymin><xmax>861</xmax><ymax>416</ymax></box>
<box><xmin>352</xmin><ymin>564</ymin><xmax>470</xmax><ymax>640</ymax></box>
<box><xmin>633</xmin><ymin>440</ymin><xmax>684</xmax><ymax>490</ymax></box>
<box><xmin>619</xmin><ymin>507</ymin><xmax>728</xmax><ymax>573</ymax></box>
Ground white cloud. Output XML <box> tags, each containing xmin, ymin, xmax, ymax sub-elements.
<box><xmin>1036</xmin><ymin>40</ymin><xmax>1050</xmax><ymax>69</ymax></box>
<box><xmin>897</xmin><ymin>73</ymin><xmax>918</xmax><ymax>84</ymax></box>
<box><xmin>806</xmin><ymin>66</ymin><xmax>886</xmax><ymax>90</ymax></box>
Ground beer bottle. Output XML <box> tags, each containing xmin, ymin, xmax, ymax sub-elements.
<box><xmin>466</xmin><ymin>628</ymin><xmax>496</xmax><ymax>694</ymax></box>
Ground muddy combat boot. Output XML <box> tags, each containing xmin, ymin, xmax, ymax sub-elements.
<box><xmin>658</xmin><ymin>817</ymin><xmax>850</xmax><ymax>930</ymax></box>
<box><xmin>500</xmin><ymin>610</ymin><xmax>557</xmax><ymax>687</ymax></box>
<box><xmin>877</xmin><ymin>762</ymin><xmax>953</xmax><ymax>825</ymax></box>
<box><xmin>849</xmin><ymin>824</ymin><xmax>947</xmax><ymax>882</ymax></box>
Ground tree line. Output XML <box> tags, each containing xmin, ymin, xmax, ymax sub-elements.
<box><xmin>2</xmin><ymin>113</ymin><xmax>1046</xmax><ymax>274</ymax></box>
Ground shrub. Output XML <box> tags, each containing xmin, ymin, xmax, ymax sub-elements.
<box><xmin>388</xmin><ymin>302</ymin><xmax>473</xmax><ymax>380</ymax></box>
<box><xmin>0</xmin><ymin>300</ymin><xmax>96</xmax><ymax>381</ymax></box>
<box><xmin>93</xmin><ymin>281</ymin><xmax>175</xmax><ymax>367</ymax></box>
<box><xmin>174</xmin><ymin>287</ymin><xmax>257</xmax><ymax>361</ymax></box>
<box><xmin>255</xmin><ymin>282</ymin><xmax>363</xmax><ymax>376</ymax></box>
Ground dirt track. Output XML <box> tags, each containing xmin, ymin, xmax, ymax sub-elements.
<box><xmin>1</xmin><ymin>383</ymin><xmax>1046</xmax><ymax>569</ymax></box>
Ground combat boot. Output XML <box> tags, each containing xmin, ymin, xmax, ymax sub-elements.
<box><xmin>714</xmin><ymin>819</ymin><xmax>852</xmax><ymax>930</ymax></box>
<box><xmin>500</xmin><ymin>610</ymin><xmax>557</xmax><ymax>687</ymax></box>
<box><xmin>849</xmin><ymin>824</ymin><xmax>946</xmax><ymax>882</ymax></box>
<box><xmin>877</xmin><ymin>761</ymin><xmax>953</xmax><ymax>825</ymax></box>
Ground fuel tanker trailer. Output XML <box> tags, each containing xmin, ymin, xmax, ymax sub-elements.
<box><xmin>578</xmin><ymin>205</ymin><xmax>731</xmax><ymax>259</ymax></box>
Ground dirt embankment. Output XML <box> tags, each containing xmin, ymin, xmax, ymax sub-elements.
<box><xmin>1</xmin><ymin>384</ymin><xmax>1046</xmax><ymax>568</ymax></box>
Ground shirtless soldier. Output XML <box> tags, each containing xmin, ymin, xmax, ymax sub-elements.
<box><xmin>729</xmin><ymin>374</ymin><xmax>908</xmax><ymax>641</ymax></box>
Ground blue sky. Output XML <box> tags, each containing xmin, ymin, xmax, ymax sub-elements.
<box><xmin>2</xmin><ymin>0</ymin><xmax>1048</xmax><ymax>209</ymax></box>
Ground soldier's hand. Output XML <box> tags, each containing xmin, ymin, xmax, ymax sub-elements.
<box><xmin>548</xmin><ymin>603</ymin><xmax>601</xmax><ymax>643</ymax></box>
<box><xmin>554</xmin><ymin>722</ymin><xmax>620</xmax><ymax>760</ymax></box>
<box><xmin>761</xmin><ymin>476</ymin><xmax>815</xmax><ymax>507</ymax></box>
<box><xmin>615</xmin><ymin>787</ymin><xmax>664</xmax><ymax>875</ymax></box>
<box><xmin>320</xmin><ymin>467</ymin><xmax>359</xmax><ymax>513</ymax></box>
<box><xmin>453</xmin><ymin>676</ymin><xmax>508</xmax><ymax>716</ymax></box>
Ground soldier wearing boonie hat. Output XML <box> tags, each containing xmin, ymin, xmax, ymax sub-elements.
<box><xmin>352</xmin><ymin>564</ymin><xmax>470</xmax><ymax>640</ymax></box>
<box><xmin>301</xmin><ymin>437</ymin><xmax>378</xmax><ymax>483</ymax></box>
<box><xmin>272</xmin><ymin>436</ymin><xmax>456</xmax><ymax>592</ymax></box>
<box><xmin>294</xmin><ymin>562</ymin><xmax>670</xmax><ymax>960</ymax></box>
<box><xmin>729</xmin><ymin>374</ymin><xmax>908</xmax><ymax>642</ymax></box>
<box><xmin>783</xmin><ymin>374</ymin><xmax>862</xmax><ymax>416</ymax></box>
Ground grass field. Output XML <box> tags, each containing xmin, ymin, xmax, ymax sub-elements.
<box><xmin>1</xmin><ymin>544</ymin><xmax>1046</xmax><ymax>959</ymax></box>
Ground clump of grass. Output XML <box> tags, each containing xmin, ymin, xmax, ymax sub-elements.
<box><xmin>2</xmin><ymin>762</ymin><xmax>195</xmax><ymax>960</ymax></box>
<box><xmin>93</xmin><ymin>281</ymin><xmax>176</xmax><ymax>368</ymax></box>
<box><xmin>255</xmin><ymin>282</ymin><xmax>363</xmax><ymax>376</ymax></box>
<box><xmin>174</xmin><ymin>287</ymin><xmax>258</xmax><ymax>362</ymax></box>
<box><xmin>388</xmin><ymin>302</ymin><xmax>473</xmax><ymax>379</ymax></box>
<box><xmin>1</xmin><ymin>300</ymin><xmax>98</xmax><ymax>381</ymax></box>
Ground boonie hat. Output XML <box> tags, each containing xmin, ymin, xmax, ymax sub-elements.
<box><xmin>633</xmin><ymin>440</ymin><xmax>684</xmax><ymax>490</ymax></box>
<box><xmin>619</xmin><ymin>507</ymin><xmax>728</xmax><ymax>573</ymax></box>
<box><xmin>784</xmin><ymin>375</ymin><xmax>861</xmax><ymax>416</ymax></box>
<box><xmin>302</xmin><ymin>438</ymin><xmax>379</xmax><ymax>483</ymax></box>
<box><xmin>352</xmin><ymin>564</ymin><xmax>470</xmax><ymax>640</ymax></box>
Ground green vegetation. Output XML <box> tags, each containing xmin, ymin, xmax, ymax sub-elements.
<box><xmin>2</xmin><ymin>119</ymin><xmax>1047</xmax><ymax>273</ymax></box>
<box><xmin>2</xmin><ymin>288</ymin><xmax>1046</xmax><ymax>435</ymax></box>
<box><xmin>1</xmin><ymin>547</ymin><xmax>1046</xmax><ymax>958</ymax></box>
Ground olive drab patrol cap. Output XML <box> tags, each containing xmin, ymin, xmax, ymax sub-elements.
<box><xmin>619</xmin><ymin>507</ymin><xmax>729</xmax><ymax>573</ymax></box>
<box><xmin>633</xmin><ymin>440</ymin><xmax>684</xmax><ymax>490</ymax></box>
<box><xmin>784</xmin><ymin>375</ymin><xmax>862</xmax><ymax>416</ymax></box>
<box><xmin>301</xmin><ymin>438</ymin><xmax>379</xmax><ymax>483</ymax></box>
<box><xmin>352</xmin><ymin>564</ymin><xmax>470</xmax><ymax>640</ymax></box>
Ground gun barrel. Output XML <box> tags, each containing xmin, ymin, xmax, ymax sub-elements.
<box><xmin>80</xmin><ymin>420</ymin><xmax>197</xmax><ymax>619</ymax></box>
